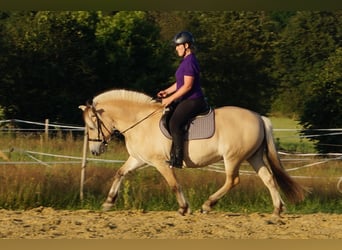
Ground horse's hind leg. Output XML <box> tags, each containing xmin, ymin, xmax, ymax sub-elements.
<box><xmin>248</xmin><ymin>152</ymin><xmax>285</xmax><ymax>217</ymax></box>
<box><xmin>102</xmin><ymin>156</ymin><xmax>145</xmax><ymax>211</ymax></box>
<box><xmin>201</xmin><ymin>158</ymin><xmax>241</xmax><ymax>213</ymax></box>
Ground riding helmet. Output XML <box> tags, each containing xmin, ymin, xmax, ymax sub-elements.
<box><xmin>173</xmin><ymin>31</ymin><xmax>195</xmax><ymax>46</ymax></box>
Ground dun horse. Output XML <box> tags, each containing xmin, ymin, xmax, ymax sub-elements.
<box><xmin>79</xmin><ymin>89</ymin><xmax>306</xmax><ymax>216</ymax></box>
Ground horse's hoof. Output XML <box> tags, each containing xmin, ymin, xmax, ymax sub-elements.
<box><xmin>200</xmin><ymin>208</ymin><xmax>210</xmax><ymax>214</ymax></box>
<box><xmin>102</xmin><ymin>203</ymin><xmax>113</xmax><ymax>212</ymax></box>
<box><xmin>177</xmin><ymin>210</ymin><xmax>186</xmax><ymax>216</ymax></box>
<box><xmin>178</xmin><ymin>205</ymin><xmax>190</xmax><ymax>216</ymax></box>
<box><xmin>178</xmin><ymin>208</ymin><xmax>186</xmax><ymax>216</ymax></box>
<box><xmin>272</xmin><ymin>205</ymin><xmax>285</xmax><ymax>217</ymax></box>
<box><xmin>201</xmin><ymin>203</ymin><xmax>211</xmax><ymax>214</ymax></box>
<box><xmin>271</xmin><ymin>212</ymin><xmax>284</xmax><ymax>219</ymax></box>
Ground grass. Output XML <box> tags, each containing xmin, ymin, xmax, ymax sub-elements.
<box><xmin>0</xmin><ymin>116</ymin><xmax>341</xmax><ymax>214</ymax></box>
<box><xmin>269</xmin><ymin>116</ymin><xmax>316</xmax><ymax>153</ymax></box>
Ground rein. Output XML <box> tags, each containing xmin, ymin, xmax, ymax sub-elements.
<box><xmin>120</xmin><ymin>107</ymin><xmax>163</xmax><ymax>134</ymax></box>
<box><xmin>88</xmin><ymin>104</ymin><xmax>163</xmax><ymax>143</ymax></box>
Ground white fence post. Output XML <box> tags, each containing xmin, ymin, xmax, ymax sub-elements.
<box><xmin>80</xmin><ymin>125</ymin><xmax>88</xmax><ymax>203</ymax></box>
<box><xmin>45</xmin><ymin>119</ymin><xmax>49</xmax><ymax>140</ymax></box>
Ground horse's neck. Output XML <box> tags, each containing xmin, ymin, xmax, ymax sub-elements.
<box><xmin>104</xmin><ymin>101</ymin><xmax>161</xmax><ymax>131</ymax></box>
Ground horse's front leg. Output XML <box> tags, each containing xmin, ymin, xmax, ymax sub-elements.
<box><xmin>155</xmin><ymin>164</ymin><xmax>190</xmax><ymax>216</ymax></box>
<box><xmin>102</xmin><ymin>156</ymin><xmax>145</xmax><ymax>211</ymax></box>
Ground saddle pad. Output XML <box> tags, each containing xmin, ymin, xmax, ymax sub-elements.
<box><xmin>160</xmin><ymin>109</ymin><xmax>215</xmax><ymax>140</ymax></box>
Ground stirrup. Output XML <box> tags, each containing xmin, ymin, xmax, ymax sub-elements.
<box><xmin>170</xmin><ymin>165</ymin><xmax>183</xmax><ymax>169</ymax></box>
<box><xmin>166</xmin><ymin>160</ymin><xmax>183</xmax><ymax>169</ymax></box>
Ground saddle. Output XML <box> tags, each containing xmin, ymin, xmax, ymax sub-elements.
<box><xmin>159</xmin><ymin>107</ymin><xmax>215</xmax><ymax>140</ymax></box>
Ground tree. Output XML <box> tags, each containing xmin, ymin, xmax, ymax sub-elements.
<box><xmin>271</xmin><ymin>11</ymin><xmax>342</xmax><ymax>117</ymax></box>
<box><xmin>300</xmin><ymin>48</ymin><xmax>342</xmax><ymax>153</ymax></box>
<box><xmin>1</xmin><ymin>10</ymin><xmax>341</xmax><ymax>134</ymax></box>
<box><xmin>0</xmin><ymin>11</ymin><xmax>100</xmax><ymax>123</ymax></box>
<box><xmin>0</xmin><ymin>11</ymin><xmax>173</xmax><ymax>124</ymax></box>
<box><xmin>95</xmin><ymin>11</ymin><xmax>174</xmax><ymax>95</ymax></box>
<box><xmin>185</xmin><ymin>11</ymin><xmax>280</xmax><ymax>114</ymax></box>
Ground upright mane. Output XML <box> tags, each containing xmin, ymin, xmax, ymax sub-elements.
<box><xmin>93</xmin><ymin>89</ymin><xmax>153</xmax><ymax>105</ymax></box>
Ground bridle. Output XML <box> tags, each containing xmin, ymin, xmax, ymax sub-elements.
<box><xmin>87</xmin><ymin>103</ymin><xmax>163</xmax><ymax>145</ymax></box>
<box><xmin>87</xmin><ymin>105</ymin><xmax>114</xmax><ymax>145</ymax></box>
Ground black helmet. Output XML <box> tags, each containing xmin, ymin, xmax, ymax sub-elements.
<box><xmin>173</xmin><ymin>31</ymin><xmax>195</xmax><ymax>46</ymax></box>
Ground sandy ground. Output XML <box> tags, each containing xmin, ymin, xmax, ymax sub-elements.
<box><xmin>0</xmin><ymin>207</ymin><xmax>341</xmax><ymax>239</ymax></box>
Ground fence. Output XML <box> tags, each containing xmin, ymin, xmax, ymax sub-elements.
<box><xmin>2</xmin><ymin>118</ymin><xmax>342</xmax><ymax>139</ymax></box>
<box><xmin>1</xmin><ymin>119</ymin><xmax>342</xmax><ymax>196</ymax></box>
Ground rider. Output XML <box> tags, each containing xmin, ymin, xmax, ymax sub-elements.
<box><xmin>157</xmin><ymin>31</ymin><xmax>207</xmax><ymax>168</ymax></box>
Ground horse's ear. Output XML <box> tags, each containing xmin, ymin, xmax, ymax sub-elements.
<box><xmin>86</xmin><ymin>99</ymin><xmax>93</xmax><ymax>107</ymax></box>
<box><xmin>78</xmin><ymin>105</ymin><xmax>86</xmax><ymax>111</ymax></box>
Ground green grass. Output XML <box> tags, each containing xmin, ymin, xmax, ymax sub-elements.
<box><xmin>269</xmin><ymin>116</ymin><xmax>315</xmax><ymax>153</ymax></box>
<box><xmin>0</xmin><ymin>120</ymin><xmax>340</xmax><ymax>214</ymax></box>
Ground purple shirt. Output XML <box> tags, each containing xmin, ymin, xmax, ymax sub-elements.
<box><xmin>175</xmin><ymin>53</ymin><xmax>203</xmax><ymax>100</ymax></box>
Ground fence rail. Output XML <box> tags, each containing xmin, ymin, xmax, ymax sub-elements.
<box><xmin>1</xmin><ymin>118</ymin><xmax>342</xmax><ymax>134</ymax></box>
<box><xmin>1</xmin><ymin>118</ymin><xmax>341</xmax><ymax>195</ymax></box>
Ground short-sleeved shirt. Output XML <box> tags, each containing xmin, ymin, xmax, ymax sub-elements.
<box><xmin>175</xmin><ymin>53</ymin><xmax>204</xmax><ymax>100</ymax></box>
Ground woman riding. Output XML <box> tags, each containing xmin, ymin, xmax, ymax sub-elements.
<box><xmin>157</xmin><ymin>31</ymin><xmax>208</xmax><ymax>168</ymax></box>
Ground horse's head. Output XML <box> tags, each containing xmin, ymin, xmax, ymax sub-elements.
<box><xmin>79</xmin><ymin>89</ymin><xmax>161</xmax><ymax>155</ymax></box>
<box><xmin>79</xmin><ymin>101</ymin><xmax>114</xmax><ymax>156</ymax></box>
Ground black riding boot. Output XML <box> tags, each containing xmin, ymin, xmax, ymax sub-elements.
<box><xmin>167</xmin><ymin>134</ymin><xmax>184</xmax><ymax>168</ymax></box>
<box><xmin>166</xmin><ymin>142</ymin><xmax>175</xmax><ymax>164</ymax></box>
<box><xmin>172</xmin><ymin>144</ymin><xmax>184</xmax><ymax>168</ymax></box>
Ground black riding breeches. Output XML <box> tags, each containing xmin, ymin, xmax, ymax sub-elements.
<box><xmin>169</xmin><ymin>97</ymin><xmax>208</xmax><ymax>145</ymax></box>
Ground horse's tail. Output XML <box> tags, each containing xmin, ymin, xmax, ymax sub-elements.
<box><xmin>261</xmin><ymin>116</ymin><xmax>306</xmax><ymax>204</ymax></box>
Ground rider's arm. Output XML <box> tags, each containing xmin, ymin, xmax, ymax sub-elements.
<box><xmin>162</xmin><ymin>75</ymin><xmax>194</xmax><ymax>107</ymax></box>
<box><xmin>158</xmin><ymin>82</ymin><xmax>177</xmax><ymax>98</ymax></box>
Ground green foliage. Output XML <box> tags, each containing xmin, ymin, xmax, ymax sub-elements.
<box><xmin>0</xmin><ymin>106</ymin><xmax>4</xmax><ymax>119</ymax></box>
<box><xmin>95</xmin><ymin>11</ymin><xmax>174</xmax><ymax>95</ymax></box>
<box><xmin>271</xmin><ymin>11</ymin><xmax>342</xmax><ymax>117</ymax></box>
<box><xmin>299</xmin><ymin>48</ymin><xmax>342</xmax><ymax>153</ymax></box>
<box><xmin>0</xmin><ymin>11</ymin><xmax>101</xmax><ymax>122</ymax></box>
<box><xmin>0</xmin><ymin>11</ymin><xmax>341</xmax><ymax>154</ymax></box>
<box><xmin>0</xmin><ymin>11</ymin><xmax>172</xmax><ymax>124</ymax></box>
<box><xmin>187</xmin><ymin>11</ymin><xmax>279</xmax><ymax>114</ymax></box>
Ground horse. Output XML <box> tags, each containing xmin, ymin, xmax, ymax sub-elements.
<box><xmin>79</xmin><ymin>89</ymin><xmax>306</xmax><ymax>216</ymax></box>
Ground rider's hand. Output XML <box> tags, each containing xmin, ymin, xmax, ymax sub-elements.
<box><xmin>157</xmin><ymin>90</ymin><xmax>167</xmax><ymax>98</ymax></box>
<box><xmin>162</xmin><ymin>96</ymin><xmax>173</xmax><ymax>107</ymax></box>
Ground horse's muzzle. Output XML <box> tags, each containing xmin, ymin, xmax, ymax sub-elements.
<box><xmin>90</xmin><ymin>142</ymin><xmax>107</xmax><ymax>156</ymax></box>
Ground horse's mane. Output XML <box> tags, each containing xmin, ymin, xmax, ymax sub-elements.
<box><xmin>93</xmin><ymin>89</ymin><xmax>154</xmax><ymax>105</ymax></box>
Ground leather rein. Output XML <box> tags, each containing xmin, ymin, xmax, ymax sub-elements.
<box><xmin>87</xmin><ymin>104</ymin><xmax>163</xmax><ymax>144</ymax></box>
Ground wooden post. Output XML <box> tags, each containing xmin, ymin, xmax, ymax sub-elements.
<box><xmin>44</xmin><ymin>119</ymin><xmax>49</xmax><ymax>140</ymax></box>
<box><xmin>80</xmin><ymin>125</ymin><xmax>88</xmax><ymax>203</ymax></box>
<box><xmin>338</xmin><ymin>177</ymin><xmax>342</xmax><ymax>194</ymax></box>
